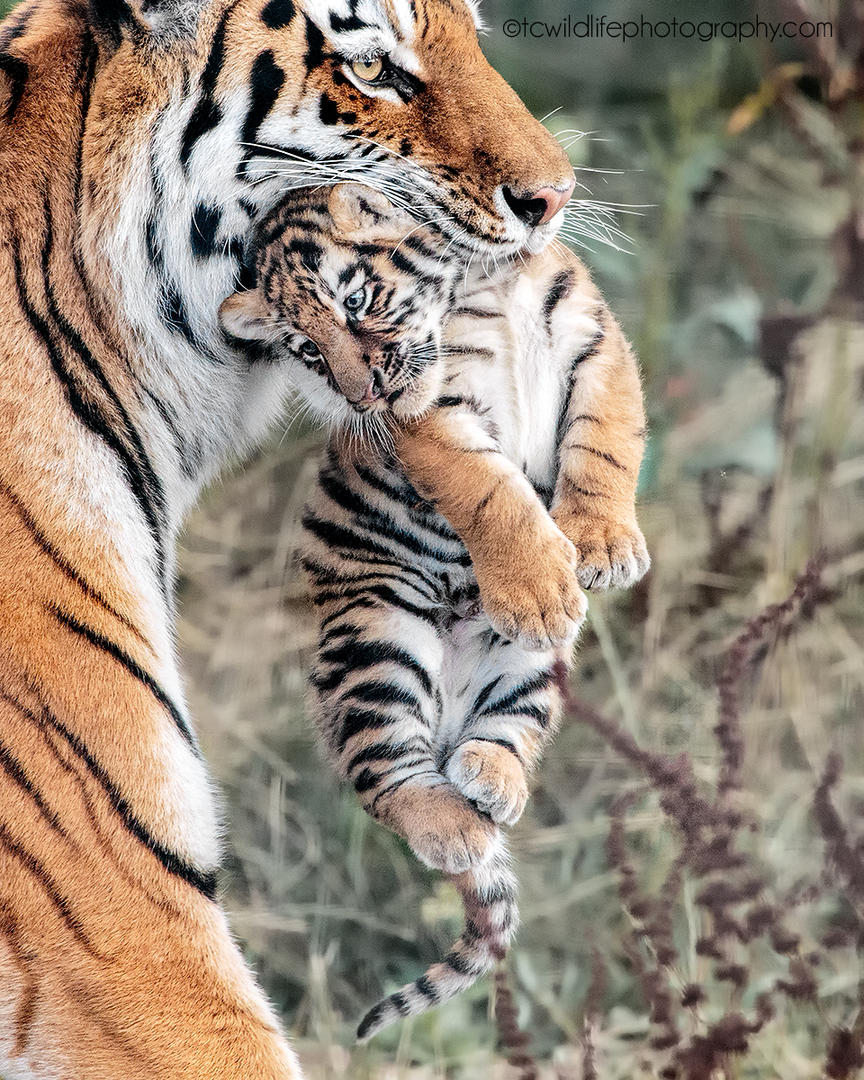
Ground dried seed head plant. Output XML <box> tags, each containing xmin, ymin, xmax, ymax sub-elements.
<box><xmin>560</xmin><ymin>557</ymin><xmax>864</xmax><ymax>1080</ymax></box>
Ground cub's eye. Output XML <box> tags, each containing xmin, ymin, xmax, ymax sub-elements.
<box><xmin>344</xmin><ymin>288</ymin><xmax>366</xmax><ymax>313</ymax></box>
<box><xmin>299</xmin><ymin>339</ymin><xmax>320</xmax><ymax>357</ymax></box>
<box><xmin>351</xmin><ymin>56</ymin><xmax>384</xmax><ymax>82</ymax></box>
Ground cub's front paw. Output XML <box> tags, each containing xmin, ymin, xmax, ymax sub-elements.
<box><xmin>446</xmin><ymin>740</ymin><xmax>529</xmax><ymax>826</ymax></box>
<box><xmin>474</xmin><ymin>521</ymin><xmax>587</xmax><ymax>650</ymax></box>
<box><xmin>554</xmin><ymin>512</ymin><xmax>650</xmax><ymax>591</ymax></box>
<box><xmin>375</xmin><ymin>782</ymin><xmax>499</xmax><ymax>873</ymax></box>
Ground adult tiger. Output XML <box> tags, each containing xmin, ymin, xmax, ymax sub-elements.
<box><xmin>0</xmin><ymin>0</ymin><xmax>575</xmax><ymax>1073</ymax></box>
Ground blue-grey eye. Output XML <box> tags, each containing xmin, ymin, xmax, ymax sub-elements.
<box><xmin>345</xmin><ymin>288</ymin><xmax>366</xmax><ymax>314</ymax></box>
<box><xmin>299</xmin><ymin>339</ymin><xmax>320</xmax><ymax>357</ymax></box>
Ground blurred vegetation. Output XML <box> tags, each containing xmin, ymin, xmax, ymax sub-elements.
<box><xmin>3</xmin><ymin>0</ymin><xmax>863</xmax><ymax>1075</ymax></box>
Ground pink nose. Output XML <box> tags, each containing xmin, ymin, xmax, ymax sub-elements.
<box><xmin>358</xmin><ymin>368</ymin><xmax>385</xmax><ymax>404</ymax></box>
<box><xmin>533</xmin><ymin>180</ymin><xmax>576</xmax><ymax>224</ymax></box>
<box><xmin>502</xmin><ymin>178</ymin><xmax>576</xmax><ymax>227</ymax></box>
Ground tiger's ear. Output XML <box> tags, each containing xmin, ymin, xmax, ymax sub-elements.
<box><xmin>219</xmin><ymin>289</ymin><xmax>272</xmax><ymax>341</ymax></box>
<box><xmin>328</xmin><ymin>183</ymin><xmax>416</xmax><ymax>244</ymax></box>
<box><xmin>87</xmin><ymin>0</ymin><xmax>201</xmax><ymax>50</ymax></box>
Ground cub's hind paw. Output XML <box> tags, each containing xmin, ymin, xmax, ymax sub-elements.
<box><xmin>446</xmin><ymin>740</ymin><xmax>529</xmax><ymax>826</ymax></box>
<box><xmin>374</xmin><ymin>781</ymin><xmax>499</xmax><ymax>874</ymax></box>
<box><xmin>554</xmin><ymin>513</ymin><xmax>650</xmax><ymax>591</ymax></box>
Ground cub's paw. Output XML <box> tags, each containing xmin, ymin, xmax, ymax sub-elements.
<box><xmin>375</xmin><ymin>782</ymin><xmax>499</xmax><ymax>874</ymax></box>
<box><xmin>446</xmin><ymin>740</ymin><xmax>529</xmax><ymax>826</ymax></box>
<box><xmin>474</xmin><ymin>521</ymin><xmax>587</xmax><ymax>650</ymax></box>
<box><xmin>554</xmin><ymin>513</ymin><xmax>650</xmax><ymax>591</ymax></box>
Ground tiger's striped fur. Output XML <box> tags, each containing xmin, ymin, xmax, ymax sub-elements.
<box><xmin>224</xmin><ymin>183</ymin><xmax>649</xmax><ymax>1040</ymax></box>
<box><xmin>0</xmin><ymin>0</ymin><xmax>576</xmax><ymax>1071</ymax></box>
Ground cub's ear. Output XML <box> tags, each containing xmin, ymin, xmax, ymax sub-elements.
<box><xmin>328</xmin><ymin>183</ymin><xmax>417</xmax><ymax>244</ymax></box>
<box><xmin>219</xmin><ymin>289</ymin><xmax>272</xmax><ymax>341</ymax></box>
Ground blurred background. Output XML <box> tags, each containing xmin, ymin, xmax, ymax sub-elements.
<box><xmin>5</xmin><ymin>0</ymin><xmax>863</xmax><ymax>1075</ymax></box>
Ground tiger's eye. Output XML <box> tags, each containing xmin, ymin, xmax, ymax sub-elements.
<box><xmin>351</xmin><ymin>57</ymin><xmax>384</xmax><ymax>82</ymax></box>
<box><xmin>299</xmin><ymin>339</ymin><xmax>320</xmax><ymax>357</ymax></box>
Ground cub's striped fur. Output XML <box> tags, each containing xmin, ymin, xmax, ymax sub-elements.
<box><xmin>0</xmin><ymin>0</ymin><xmax>576</xmax><ymax>1071</ymax></box>
<box><xmin>222</xmin><ymin>183</ymin><xmax>649</xmax><ymax>1040</ymax></box>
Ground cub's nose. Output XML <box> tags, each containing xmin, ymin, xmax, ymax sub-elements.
<box><xmin>358</xmin><ymin>367</ymin><xmax>386</xmax><ymax>404</ymax></box>
<box><xmin>502</xmin><ymin>178</ymin><xmax>576</xmax><ymax>227</ymax></box>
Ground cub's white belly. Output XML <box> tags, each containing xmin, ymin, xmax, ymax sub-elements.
<box><xmin>442</xmin><ymin>267</ymin><xmax>595</xmax><ymax>493</ymax></box>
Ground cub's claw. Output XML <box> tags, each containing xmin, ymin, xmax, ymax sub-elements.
<box><xmin>554</xmin><ymin>513</ymin><xmax>650</xmax><ymax>591</ymax></box>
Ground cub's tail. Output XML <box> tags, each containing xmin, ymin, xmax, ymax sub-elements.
<box><xmin>356</xmin><ymin>836</ymin><xmax>518</xmax><ymax>1042</ymax></box>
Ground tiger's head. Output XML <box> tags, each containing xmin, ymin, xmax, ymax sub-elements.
<box><xmin>219</xmin><ymin>182</ymin><xmax>457</xmax><ymax>426</ymax></box>
<box><xmin>74</xmin><ymin>0</ymin><xmax>576</xmax><ymax>366</ymax></box>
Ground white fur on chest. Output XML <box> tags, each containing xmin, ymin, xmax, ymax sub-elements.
<box><xmin>445</xmin><ymin>264</ymin><xmax>600</xmax><ymax>489</ymax></box>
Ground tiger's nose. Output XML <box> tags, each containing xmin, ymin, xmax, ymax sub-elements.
<box><xmin>502</xmin><ymin>179</ymin><xmax>576</xmax><ymax>227</ymax></box>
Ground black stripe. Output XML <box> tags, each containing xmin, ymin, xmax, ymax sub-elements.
<box><xmin>357</xmin><ymin>1003</ymin><xmax>387</xmax><ymax>1041</ymax></box>
<box><xmin>566</xmin><ymin>444</ymin><xmax>626</xmax><ymax>471</ymax></box>
<box><xmin>329</xmin><ymin>10</ymin><xmax>366</xmax><ymax>31</ymax></box>
<box><xmin>9</xmin><ymin>223</ymin><xmax>168</xmax><ymax>590</ymax></box>
<box><xmin>414</xmin><ymin>975</ymin><xmax>440</xmax><ymax>1002</ymax></box>
<box><xmin>469</xmin><ymin>676</ymin><xmax>503</xmax><ymax>717</ymax></box>
<box><xmin>0</xmin><ymin>476</ymin><xmax>149</xmax><ymax>645</ymax></box>
<box><xmin>303</xmin><ymin>16</ymin><xmax>325</xmax><ymax>69</ymax></box>
<box><xmin>344</xmin><ymin>680</ymin><xmax>424</xmax><ymax>716</ymax></box>
<box><xmin>180</xmin><ymin>0</ymin><xmax>241</xmax><ymax>169</ymax></box>
<box><xmin>0</xmin><ymin>689</ymin><xmax>218</xmax><ymax>899</ymax></box>
<box><xmin>0</xmin><ymin>737</ymin><xmax>67</xmax><ymax>838</ymax></box>
<box><xmin>444</xmin><ymin>949</ymin><xmax>476</xmax><ymax>976</ymax></box>
<box><xmin>318</xmin><ymin>470</ymin><xmax>462</xmax><ymax>565</ymax></box>
<box><xmin>50</xmin><ymin>606</ymin><xmax>199</xmax><ymax>753</ymax></box>
<box><xmin>318</xmin><ymin>638</ymin><xmax>433</xmax><ymax>696</ymax></box>
<box><xmin>190</xmin><ymin>203</ymin><xmax>222</xmax><ymax>259</ymax></box>
<box><xmin>237</xmin><ymin>50</ymin><xmax>284</xmax><ymax>178</ymax></box>
<box><xmin>0</xmin><ymin>825</ymin><xmax>100</xmax><ymax>955</ymax></box>
<box><xmin>304</xmin><ymin>547</ymin><xmax>442</xmax><ymax>597</ymax></box>
<box><xmin>0</xmin><ymin>50</ymin><xmax>28</xmax><ymax>121</ymax></box>
<box><xmin>387</xmin><ymin>246</ymin><xmax>442</xmax><ymax>286</ymax></box>
<box><xmin>346</xmin><ymin>738</ymin><xmax>425</xmax><ymax>775</ymax></box>
<box><xmin>391</xmin><ymin>991</ymin><xmax>411</xmax><ymax>1016</ymax></box>
<box><xmin>336</xmin><ymin>706</ymin><xmax>400</xmax><ymax>752</ymax></box>
<box><xmin>40</xmin><ymin>207</ymin><xmax>169</xmax><ymax>585</ymax></box>
<box><xmin>261</xmin><ymin>0</ymin><xmax>294</xmax><ymax>29</ymax></box>
<box><xmin>480</xmin><ymin>671</ymin><xmax>554</xmax><ymax>717</ymax></box>
<box><xmin>452</xmin><ymin>306</ymin><xmax>500</xmax><ymax>319</ymax></box>
<box><xmin>543</xmin><ymin>269</ymin><xmax>574</xmax><ymax>333</ymax></box>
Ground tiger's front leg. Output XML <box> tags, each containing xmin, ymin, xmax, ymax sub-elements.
<box><xmin>394</xmin><ymin>407</ymin><xmax>587</xmax><ymax>650</ymax></box>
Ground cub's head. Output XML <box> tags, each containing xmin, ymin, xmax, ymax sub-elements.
<box><xmin>219</xmin><ymin>182</ymin><xmax>457</xmax><ymax>426</ymax></box>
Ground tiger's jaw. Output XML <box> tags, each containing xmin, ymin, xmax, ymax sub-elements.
<box><xmin>233</xmin><ymin>0</ymin><xmax>575</xmax><ymax>257</ymax></box>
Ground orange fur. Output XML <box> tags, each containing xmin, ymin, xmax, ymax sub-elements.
<box><xmin>0</xmin><ymin>0</ymin><xmax>580</xmax><ymax>1069</ymax></box>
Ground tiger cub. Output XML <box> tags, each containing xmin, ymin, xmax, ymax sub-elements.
<box><xmin>220</xmin><ymin>182</ymin><xmax>649</xmax><ymax>1040</ymax></box>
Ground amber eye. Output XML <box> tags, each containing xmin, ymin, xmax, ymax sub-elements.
<box><xmin>351</xmin><ymin>56</ymin><xmax>384</xmax><ymax>82</ymax></box>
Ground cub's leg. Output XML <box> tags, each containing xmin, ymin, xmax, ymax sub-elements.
<box><xmin>441</xmin><ymin>619</ymin><xmax>570</xmax><ymax>826</ymax></box>
<box><xmin>394</xmin><ymin>405</ymin><xmax>587</xmax><ymax>650</ymax></box>
<box><xmin>551</xmin><ymin>309</ymin><xmax>650</xmax><ymax>590</ymax></box>
<box><xmin>308</xmin><ymin>581</ymin><xmax>497</xmax><ymax>874</ymax></box>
